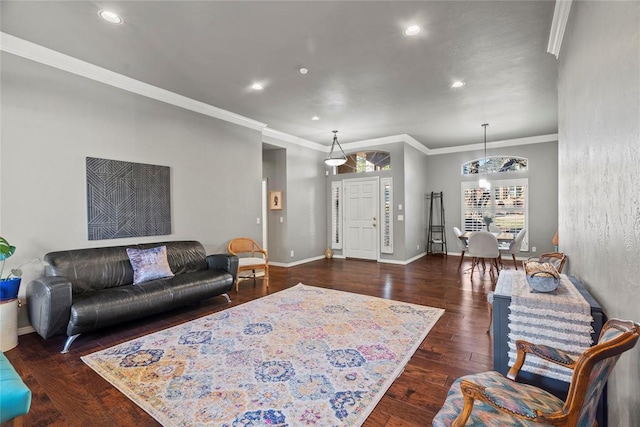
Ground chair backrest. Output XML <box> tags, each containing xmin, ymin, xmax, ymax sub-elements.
<box><xmin>507</xmin><ymin>228</ymin><xmax>527</xmax><ymax>253</ymax></box>
<box><xmin>452</xmin><ymin>226</ymin><xmax>467</xmax><ymax>251</ymax></box>
<box><xmin>227</xmin><ymin>237</ymin><xmax>265</xmax><ymax>258</ymax></box>
<box><xmin>564</xmin><ymin>319</ymin><xmax>640</xmax><ymax>426</ymax></box>
<box><xmin>538</xmin><ymin>252</ymin><xmax>567</xmax><ymax>273</ymax></box>
<box><xmin>467</xmin><ymin>231</ymin><xmax>499</xmax><ymax>258</ymax></box>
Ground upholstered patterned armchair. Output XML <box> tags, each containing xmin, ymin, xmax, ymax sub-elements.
<box><xmin>433</xmin><ymin>318</ymin><xmax>640</xmax><ymax>426</ymax></box>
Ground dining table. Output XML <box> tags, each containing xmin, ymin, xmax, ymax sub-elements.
<box><xmin>459</xmin><ymin>231</ymin><xmax>514</xmax><ymax>244</ymax></box>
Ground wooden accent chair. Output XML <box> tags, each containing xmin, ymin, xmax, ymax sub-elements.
<box><xmin>433</xmin><ymin>318</ymin><xmax>640</xmax><ymax>426</ymax></box>
<box><xmin>227</xmin><ymin>238</ymin><xmax>269</xmax><ymax>293</ymax></box>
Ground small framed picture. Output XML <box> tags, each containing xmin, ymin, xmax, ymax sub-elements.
<box><xmin>269</xmin><ymin>191</ymin><xmax>283</xmax><ymax>210</ymax></box>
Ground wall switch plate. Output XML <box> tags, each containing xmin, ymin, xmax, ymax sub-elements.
<box><xmin>398</xmin><ymin>214</ymin><xmax>404</xmax><ymax>221</ymax></box>
<box><xmin>280</xmin><ymin>217</ymin><xmax>284</xmax><ymax>223</ymax></box>
<box><xmin>290</xmin><ymin>250</ymin><xmax>295</xmax><ymax>257</ymax></box>
<box><xmin>398</xmin><ymin>204</ymin><xmax>403</xmax><ymax>211</ymax></box>
<box><xmin>417</xmin><ymin>244</ymin><xmax>420</xmax><ymax>250</ymax></box>
<box><xmin>532</xmin><ymin>246</ymin><xmax>537</xmax><ymax>252</ymax></box>
<box><xmin>256</xmin><ymin>217</ymin><xmax>260</xmax><ymax>224</ymax></box>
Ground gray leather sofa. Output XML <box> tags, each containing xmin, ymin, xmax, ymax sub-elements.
<box><xmin>27</xmin><ymin>241</ymin><xmax>238</xmax><ymax>353</ymax></box>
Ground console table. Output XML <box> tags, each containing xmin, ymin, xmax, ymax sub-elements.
<box><xmin>492</xmin><ymin>270</ymin><xmax>606</xmax><ymax>426</ymax></box>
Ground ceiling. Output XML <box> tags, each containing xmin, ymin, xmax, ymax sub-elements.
<box><xmin>0</xmin><ymin>1</ymin><xmax>559</xmax><ymax>149</ymax></box>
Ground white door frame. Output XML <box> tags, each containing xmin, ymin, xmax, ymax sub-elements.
<box><xmin>343</xmin><ymin>176</ymin><xmax>380</xmax><ymax>261</ymax></box>
<box><xmin>262</xmin><ymin>179</ymin><xmax>268</xmax><ymax>250</ymax></box>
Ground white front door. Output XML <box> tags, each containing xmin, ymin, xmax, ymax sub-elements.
<box><xmin>344</xmin><ymin>177</ymin><xmax>379</xmax><ymax>260</ymax></box>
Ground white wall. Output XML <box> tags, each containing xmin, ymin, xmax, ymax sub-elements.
<box><xmin>1</xmin><ymin>53</ymin><xmax>263</xmax><ymax>325</ymax></box>
<box><xmin>559</xmin><ymin>2</ymin><xmax>640</xmax><ymax>425</ymax></box>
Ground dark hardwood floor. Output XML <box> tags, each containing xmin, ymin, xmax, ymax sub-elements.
<box><xmin>4</xmin><ymin>255</ymin><xmax>505</xmax><ymax>426</ymax></box>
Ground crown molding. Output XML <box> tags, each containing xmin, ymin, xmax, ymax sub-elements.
<box><xmin>262</xmin><ymin>127</ymin><xmax>326</xmax><ymax>152</ymax></box>
<box><xmin>0</xmin><ymin>32</ymin><xmax>267</xmax><ymax>131</ymax></box>
<box><xmin>341</xmin><ymin>134</ymin><xmax>431</xmax><ymax>155</ymax></box>
<box><xmin>547</xmin><ymin>0</ymin><xmax>573</xmax><ymax>58</ymax></box>
<box><xmin>428</xmin><ymin>133</ymin><xmax>558</xmax><ymax>156</ymax></box>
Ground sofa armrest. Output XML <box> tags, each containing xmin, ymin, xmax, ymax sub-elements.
<box><xmin>206</xmin><ymin>253</ymin><xmax>239</xmax><ymax>284</ymax></box>
<box><xmin>0</xmin><ymin>352</ymin><xmax>31</xmax><ymax>423</ymax></box>
<box><xmin>26</xmin><ymin>276</ymin><xmax>72</xmax><ymax>339</ymax></box>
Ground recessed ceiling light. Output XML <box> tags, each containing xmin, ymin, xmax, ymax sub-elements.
<box><xmin>98</xmin><ymin>10</ymin><xmax>123</xmax><ymax>25</ymax></box>
<box><xmin>404</xmin><ymin>25</ymin><xmax>421</xmax><ymax>36</ymax></box>
<box><xmin>299</xmin><ymin>68</ymin><xmax>309</xmax><ymax>75</ymax></box>
<box><xmin>251</xmin><ymin>82</ymin><xmax>264</xmax><ymax>91</ymax></box>
<box><xmin>311</xmin><ymin>116</ymin><xmax>320</xmax><ymax>121</ymax></box>
<box><xmin>452</xmin><ymin>81</ymin><xmax>466</xmax><ymax>88</ymax></box>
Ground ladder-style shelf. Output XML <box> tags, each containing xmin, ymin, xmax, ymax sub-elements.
<box><xmin>427</xmin><ymin>191</ymin><xmax>447</xmax><ymax>255</ymax></box>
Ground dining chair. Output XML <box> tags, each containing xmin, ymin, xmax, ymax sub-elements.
<box><xmin>227</xmin><ymin>237</ymin><xmax>269</xmax><ymax>293</ymax></box>
<box><xmin>488</xmin><ymin>224</ymin><xmax>501</xmax><ymax>233</ymax></box>
<box><xmin>467</xmin><ymin>231</ymin><xmax>500</xmax><ymax>276</ymax></box>
<box><xmin>452</xmin><ymin>226</ymin><xmax>467</xmax><ymax>270</ymax></box>
<box><xmin>433</xmin><ymin>318</ymin><xmax>640</xmax><ymax>427</ymax></box>
<box><xmin>499</xmin><ymin>228</ymin><xmax>527</xmax><ymax>269</ymax></box>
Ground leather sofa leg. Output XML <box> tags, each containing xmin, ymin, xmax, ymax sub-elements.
<box><xmin>61</xmin><ymin>333</ymin><xmax>81</xmax><ymax>354</ymax></box>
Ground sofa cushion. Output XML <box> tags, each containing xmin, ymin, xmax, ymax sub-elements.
<box><xmin>127</xmin><ymin>245</ymin><xmax>174</xmax><ymax>284</ymax></box>
<box><xmin>44</xmin><ymin>241</ymin><xmax>208</xmax><ymax>294</ymax></box>
<box><xmin>67</xmin><ymin>269</ymin><xmax>233</xmax><ymax>336</ymax></box>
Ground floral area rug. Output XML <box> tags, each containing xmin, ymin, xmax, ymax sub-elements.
<box><xmin>81</xmin><ymin>283</ymin><xmax>444</xmax><ymax>426</ymax></box>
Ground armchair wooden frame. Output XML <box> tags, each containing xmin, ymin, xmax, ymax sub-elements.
<box><xmin>454</xmin><ymin>319</ymin><xmax>640</xmax><ymax>427</ymax></box>
<box><xmin>227</xmin><ymin>237</ymin><xmax>269</xmax><ymax>293</ymax></box>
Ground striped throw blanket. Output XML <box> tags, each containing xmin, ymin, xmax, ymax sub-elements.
<box><xmin>507</xmin><ymin>272</ymin><xmax>594</xmax><ymax>382</ymax></box>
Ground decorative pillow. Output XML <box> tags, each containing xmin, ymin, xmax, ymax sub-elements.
<box><xmin>126</xmin><ymin>245</ymin><xmax>174</xmax><ymax>284</ymax></box>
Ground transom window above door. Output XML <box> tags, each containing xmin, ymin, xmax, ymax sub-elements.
<box><xmin>337</xmin><ymin>151</ymin><xmax>391</xmax><ymax>174</ymax></box>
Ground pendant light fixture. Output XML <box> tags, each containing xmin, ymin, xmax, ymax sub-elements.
<box><xmin>478</xmin><ymin>123</ymin><xmax>491</xmax><ymax>190</ymax></box>
<box><xmin>324</xmin><ymin>130</ymin><xmax>347</xmax><ymax>167</ymax></box>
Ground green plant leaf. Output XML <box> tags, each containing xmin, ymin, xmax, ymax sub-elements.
<box><xmin>0</xmin><ymin>245</ymin><xmax>16</xmax><ymax>261</ymax></box>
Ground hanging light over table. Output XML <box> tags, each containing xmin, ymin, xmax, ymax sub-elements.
<box><xmin>478</xmin><ymin>123</ymin><xmax>491</xmax><ymax>190</ymax></box>
<box><xmin>324</xmin><ymin>130</ymin><xmax>347</xmax><ymax>167</ymax></box>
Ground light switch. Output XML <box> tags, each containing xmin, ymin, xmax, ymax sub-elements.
<box><xmin>398</xmin><ymin>214</ymin><xmax>404</xmax><ymax>221</ymax></box>
<box><xmin>398</xmin><ymin>204</ymin><xmax>403</xmax><ymax>211</ymax></box>
<box><xmin>280</xmin><ymin>217</ymin><xmax>284</xmax><ymax>223</ymax></box>
<box><xmin>256</xmin><ymin>218</ymin><xmax>261</xmax><ymax>224</ymax></box>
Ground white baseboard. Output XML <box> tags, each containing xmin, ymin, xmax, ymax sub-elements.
<box><xmin>378</xmin><ymin>252</ymin><xmax>427</xmax><ymax>265</ymax></box>
<box><xmin>270</xmin><ymin>255</ymin><xmax>327</xmax><ymax>268</ymax></box>
<box><xmin>18</xmin><ymin>325</ymin><xmax>35</xmax><ymax>336</ymax></box>
<box><xmin>271</xmin><ymin>252</ymin><xmax>431</xmax><ymax>267</ymax></box>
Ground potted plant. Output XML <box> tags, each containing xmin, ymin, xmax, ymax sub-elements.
<box><xmin>0</xmin><ymin>236</ymin><xmax>22</xmax><ymax>301</ymax></box>
<box><xmin>483</xmin><ymin>215</ymin><xmax>494</xmax><ymax>230</ymax></box>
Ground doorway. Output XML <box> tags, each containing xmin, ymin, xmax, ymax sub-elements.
<box><xmin>343</xmin><ymin>177</ymin><xmax>379</xmax><ymax>260</ymax></box>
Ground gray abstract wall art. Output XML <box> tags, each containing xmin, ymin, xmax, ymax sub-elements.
<box><xmin>86</xmin><ymin>157</ymin><xmax>171</xmax><ymax>240</ymax></box>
